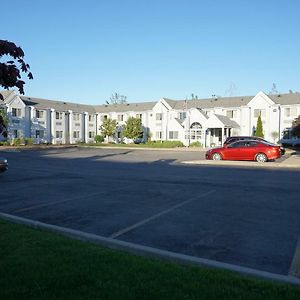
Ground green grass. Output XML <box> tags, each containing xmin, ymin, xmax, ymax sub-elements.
<box><xmin>1</xmin><ymin>219</ymin><xmax>300</xmax><ymax>300</ymax></box>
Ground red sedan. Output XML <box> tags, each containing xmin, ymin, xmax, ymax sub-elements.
<box><xmin>206</xmin><ymin>140</ymin><xmax>281</xmax><ymax>162</ymax></box>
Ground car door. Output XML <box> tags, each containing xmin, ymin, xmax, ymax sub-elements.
<box><xmin>238</xmin><ymin>141</ymin><xmax>259</xmax><ymax>160</ymax></box>
<box><xmin>222</xmin><ymin>141</ymin><xmax>244</xmax><ymax>160</ymax></box>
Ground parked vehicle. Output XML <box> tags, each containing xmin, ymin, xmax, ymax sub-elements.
<box><xmin>206</xmin><ymin>140</ymin><xmax>281</xmax><ymax>162</ymax></box>
<box><xmin>224</xmin><ymin>136</ymin><xmax>265</xmax><ymax>146</ymax></box>
<box><xmin>0</xmin><ymin>157</ymin><xmax>8</xmax><ymax>173</ymax></box>
<box><xmin>280</xmin><ymin>128</ymin><xmax>300</xmax><ymax>147</ymax></box>
<box><xmin>224</xmin><ymin>136</ymin><xmax>286</xmax><ymax>155</ymax></box>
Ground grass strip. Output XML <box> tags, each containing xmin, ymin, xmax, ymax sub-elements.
<box><xmin>1</xmin><ymin>219</ymin><xmax>300</xmax><ymax>300</ymax></box>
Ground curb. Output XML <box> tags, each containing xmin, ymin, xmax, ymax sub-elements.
<box><xmin>78</xmin><ymin>145</ymin><xmax>205</xmax><ymax>152</ymax></box>
<box><xmin>181</xmin><ymin>160</ymin><xmax>300</xmax><ymax>169</ymax></box>
<box><xmin>1</xmin><ymin>212</ymin><xmax>300</xmax><ymax>286</ymax></box>
<box><xmin>0</xmin><ymin>145</ymin><xmax>77</xmax><ymax>152</ymax></box>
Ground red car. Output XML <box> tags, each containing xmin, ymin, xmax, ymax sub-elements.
<box><xmin>206</xmin><ymin>140</ymin><xmax>281</xmax><ymax>162</ymax></box>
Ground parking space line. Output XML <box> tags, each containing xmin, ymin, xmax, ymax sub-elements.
<box><xmin>289</xmin><ymin>238</ymin><xmax>300</xmax><ymax>278</ymax></box>
<box><xmin>13</xmin><ymin>184</ymin><xmax>137</xmax><ymax>214</ymax></box>
<box><xmin>13</xmin><ymin>192</ymin><xmax>103</xmax><ymax>213</ymax></box>
<box><xmin>109</xmin><ymin>189</ymin><xmax>216</xmax><ymax>239</ymax></box>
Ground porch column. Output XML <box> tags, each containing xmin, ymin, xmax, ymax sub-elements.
<box><xmin>221</xmin><ymin>126</ymin><xmax>224</xmax><ymax>145</ymax></box>
<box><xmin>207</xmin><ymin>129</ymin><xmax>211</xmax><ymax>147</ymax></box>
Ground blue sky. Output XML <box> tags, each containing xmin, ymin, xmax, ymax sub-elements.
<box><xmin>2</xmin><ymin>0</ymin><xmax>300</xmax><ymax>104</ymax></box>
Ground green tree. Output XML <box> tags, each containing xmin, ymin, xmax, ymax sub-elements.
<box><xmin>122</xmin><ymin>117</ymin><xmax>142</xmax><ymax>140</ymax></box>
<box><xmin>0</xmin><ymin>108</ymin><xmax>8</xmax><ymax>139</ymax></box>
<box><xmin>255</xmin><ymin>115</ymin><xmax>264</xmax><ymax>138</ymax></box>
<box><xmin>99</xmin><ymin>118</ymin><xmax>117</xmax><ymax>142</ymax></box>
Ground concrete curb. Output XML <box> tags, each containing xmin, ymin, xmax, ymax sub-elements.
<box><xmin>0</xmin><ymin>145</ymin><xmax>77</xmax><ymax>152</ymax></box>
<box><xmin>78</xmin><ymin>145</ymin><xmax>205</xmax><ymax>152</ymax></box>
<box><xmin>181</xmin><ymin>160</ymin><xmax>300</xmax><ymax>169</ymax></box>
<box><xmin>1</xmin><ymin>212</ymin><xmax>300</xmax><ymax>286</ymax></box>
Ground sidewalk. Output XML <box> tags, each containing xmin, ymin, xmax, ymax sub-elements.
<box><xmin>182</xmin><ymin>150</ymin><xmax>300</xmax><ymax>169</ymax></box>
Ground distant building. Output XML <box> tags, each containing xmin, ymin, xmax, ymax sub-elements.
<box><xmin>1</xmin><ymin>90</ymin><xmax>299</xmax><ymax>147</ymax></box>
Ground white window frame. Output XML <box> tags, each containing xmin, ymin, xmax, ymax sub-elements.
<box><xmin>12</xmin><ymin>108</ymin><xmax>22</xmax><ymax>117</ymax></box>
<box><xmin>56</xmin><ymin>112</ymin><xmax>63</xmax><ymax>120</ymax></box>
<box><xmin>156</xmin><ymin>113</ymin><xmax>163</xmax><ymax>121</ymax></box>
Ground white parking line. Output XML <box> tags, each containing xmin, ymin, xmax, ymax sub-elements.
<box><xmin>110</xmin><ymin>190</ymin><xmax>216</xmax><ymax>239</ymax></box>
<box><xmin>289</xmin><ymin>238</ymin><xmax>300</xmax><ymax>278</ymax></box>
<box><xmin>13</xmin><ymin>192</ymin><xmax>103</xmax><ymax>213</ymax></box>
<box><xmin>13</xmin><ymin>184</ymin><xmax>138</xmax><ymax>213</ymax></box>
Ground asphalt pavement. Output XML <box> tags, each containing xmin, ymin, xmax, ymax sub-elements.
<box><xmin>0</xmin><ymin>147</ymin><xmax>300</xmax><ymax>279</ymax></box>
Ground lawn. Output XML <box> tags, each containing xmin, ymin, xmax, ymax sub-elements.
<box><xmin>1</xmin><ymin>219</ymin><xmax>300</xmax><ymax>300</ymax></box>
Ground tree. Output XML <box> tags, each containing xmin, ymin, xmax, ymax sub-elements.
<box><xmin>0</xmin><ymin>109</ymin><xmax>8</xmax><ymax>139</ymax></box>
<box><xmin>190</xmin><ymin>93</ymin><xmax>198</xmax><ymax>100</ymax></box>
<box><xmin>269</xmin><ymin>83</ymin><xmax>278</xmax><ymax>95</ymax></box>
<box><xmin>291</xmin><ymin>115</ymin><xmax>300</xmax><ymax>137</ymax></box>
<box><xmin>99</xmin><ymin>118</ymin><xmax>117</xmax><ymax>142</ymax></box>
<box><xmin>109</xmin><ymin>92</ymin><xmax>127</xmax><ymax>105</ymax></box>
<box><xmin>0</xmin><ymin>40</ymin><xmax>33</xmax><ymax>100</ymax></box>
<box><xmin>255</xmin><ymin>115</ymin><xmax>264</xmax><ymax>138</ymax></box>
<box><xmin>122</xmin><ymin>117</ymin><xmax>142</xmax><ymax>140</ymax></box>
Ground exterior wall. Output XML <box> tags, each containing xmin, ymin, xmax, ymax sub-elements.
<box><xmin>6</xmin><ymin>96</ymin><xmax>27</xmax><ymax>139</ymax></box>
<box><xmin>2</xmin><ymin>91</ymin><xmax>300</xmax><ymax>147</ymax></box>
<box><xmin>30</xmin><ymin>107</ymin><xmax>49</xmax><ymax>143</ymax></box>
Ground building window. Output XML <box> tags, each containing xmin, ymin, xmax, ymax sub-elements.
<box><xmin>73</xmin><ymin>113</ymin><xmax>80</xmax><ymax>121</ymax></box>
<box><xmin>226</xmin><ymin>110</ymin><xmax>237</xmax><ymax>119</ymax></box>
<box><xmin>178</xmin><ymin>112</ymin><xmax>186</xmax><ymax>120</ymax></box>
<box><xmin>73</xmin><ymin>131</ymin><xmax>80</xmax><ymax>138</ymax></box>
<box><xmin>13</xmin><ymin>129</ymin><xmax>19</xmax><ymax>138</ymax></box>
<box><xmin>136</xmin><ymin>114</ymin><xmax>142</xmax><ymax>119</ymax></box>
<box><xmin>156</xmin><ymin>131</ymin><xmax>163</xmax><ymax>139</ymax></box>
<box><xmin>156</xmin><ymin>113</ymin><xmax>163</xmax><ymax>121</ymax></box>
<box><xmin>254</xmin><ymin>109</ymin><xmax>266</xmax><ymax>118</ymax></box>
<box><xmin>117</xmin><ymin>114</ymin><xmax>124</xmax><ymax>121</ymax></box>
<box><xmin>284</xmin><ymin>107</ymin><xmax>297</xmax><ymax>117</ymax></box>
<box><xmin>56</xmin><ymin>131</ymin><xmax>63</xmax><ymax>138</ymax></box>
<box><xmin>89</xmin><ymin>131</ymin><xmax>95</xmax><ymax>138</ymax></box>
<box><xmin>12</xmin><ymin>108</ymin><xmax>22</xmax><ymax>117</ymax></box>
<box><xmin>189</xmin><ymin>122</ymin><xmax>202</xmax><ymax>140</ymax></box>
<box><xmin>89</xmin><ymin>115</ymin><xmax>94</xmax><ymax>122</ymax></box>
<box><xmin>36</xmin><ymin>130</ymin><xmax>44</xmax><ymax>138</ymax></box>
<box><xmin>56</xmin><ymin>112</ymin><xmax>63</xmax><ymax>120</ymax></box>
<box><xmin>36</xmin><ymin>110</ymin><xmax>44</xmax><ymax>119</ymax></box>
<box><xmin>169</xmin><ymin>131</ymin><xmax>178</xmax><ymax>139</ymax></box>
<box><xmin>101</xmin><ymin>115</ymin><xmax>108</xmax><ymax>121</ymax></box>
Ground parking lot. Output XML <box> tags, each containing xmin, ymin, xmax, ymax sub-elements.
<box><xmin>1</xmin><ymin>147</ymin><xmax>300</xmax><ymax>277</ymax></box>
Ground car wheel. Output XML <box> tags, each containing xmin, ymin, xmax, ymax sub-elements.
<box><xmin>255</xmin><ymin>153</ymin><xmax>267</xmax><ymax>163</ymax></box>
<box><xmin>212</xmin><ymin>153</ymin><xmax>222</xmax><ymax>160</ymax></box>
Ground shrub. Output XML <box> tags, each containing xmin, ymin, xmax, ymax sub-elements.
<box><xmin>145</xmin><ymin>140</ymin><xmax>184</xmax><ymax>148</ymax></box>
<box><xmin>11</xmin><ymin>138</ymin><xmax>24</xmax><ymax>146</ymax></box>
<box><xmin>24</xmin><ymin>138</ymin><xmax>34</xmax><ymax>145</ymax></box>
<box><xmin>0</xmin><ymin>141</ymin><xmax>10</xmax><ymax>146</ymax></box>
<box><xmin>94</xmin><ymin>135</ymin><xmax>104</xmax><ymax>143</ymax></box>
<box><xmin>189</xmin><ymin>141</ymin><xmax>203</xmax><ymax>148</ymax></box>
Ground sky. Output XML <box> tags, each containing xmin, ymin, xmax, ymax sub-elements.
<box><xmin>2</xmin><ymin>0</ymin><xmax>300</xmax><ymax>104</ymax></box>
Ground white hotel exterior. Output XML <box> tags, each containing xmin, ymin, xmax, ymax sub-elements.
<box><xmin>1</xmin><ymin>90</ymin><xmax>299</xmax><ymax>147</ymax></box>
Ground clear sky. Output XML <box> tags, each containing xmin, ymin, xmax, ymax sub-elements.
<box><xmin>2</xmin><ymin>0</ymin><xmax>300</xmax><ymax>104</ymax></box>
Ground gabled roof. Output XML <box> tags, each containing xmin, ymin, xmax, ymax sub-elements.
<box><xmin>20</xmin><ymin>96</ymin><xmax>96</xmax><ymax>114</ymax></box>
<box><xmin>214</xmin><ymin>114</ymin><xmax>240</xmax><ymax>128</ymax></box>
<box><xmin>268</xmin><ymin>93</ymin><xmax>300</xmax><ymax>105</ymax></box>
<box><xmin>163</xmin><ymin>95</ymin><xmax>254</xmax><ymax>110</ymax></box>
<box><xmin>174</xmin><ymin>118</ymin><xmax>184</xmax><ymax>127</ymax></box>
<box><xmin>93</xmin><ymin>101</ymin><xmax>156</xmax><ymax>113</ymax></box>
